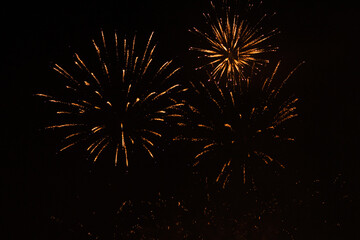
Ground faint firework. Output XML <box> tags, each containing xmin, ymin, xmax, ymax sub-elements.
<box><xmin>189</xmin><ymin>0</ymin><xmax>277</xmax><ymax>85</ymax></box>
<box><xmin>50</xmin><ymin>173</ymin><xmax>350</xmax><ymax>240</ymax></box>
<box><xmin>111</xmin><ymin>188</ymin><xmax>291</xmax><ymax>240</ymax></box>
<box><xmin>114</xmin><ymin>194</ymin><xmax>190</xmax><ymax>240</ymax></box>
<box><xmin>176</xmin><ymin>61</ymin><xmax>303</xmax><ymax>187</ymax></box>
<box><xmin>36</xmin><ymin>30</ymin><xmax>185</xmax><ymax>167</ymax></box>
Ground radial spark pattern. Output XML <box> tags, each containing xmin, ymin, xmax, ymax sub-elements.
<box><xmin>177</xmin><ymin>62</ymin><xmax>303</xmax><ymax>187</ymax></box>
<box><xmin>190</xmin><ymin>1</ymin><xmax>277</xmax><ymax>85</ymax></box>
<box><xmin>37</xmin><ymin>31</ymin><xmax>185</xmax><ymax>167</ymax></box>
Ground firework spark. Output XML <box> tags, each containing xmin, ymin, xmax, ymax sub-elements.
<box><xmin>37</xmin><ymin>30</ymin><xmax>184</xmax><ymax>167</ymax></box>
<box><xmin>115</xmin><ymin>195</ymin><xmax>189</xmax><ymax>239</ymax></box>
<box><xmin>190</xmin><ymin>0</ymin><xmax>277</xmax><ymax>85</ymax></box>
<box><xmin>112</xmin><ymin>188</ymin><xmax>285</xmax><ymax>239</ymax></box>
<box><xmin>179</xmin><ymin>61</ymin><xmax>303</xmax><ymax>187</ymax></box>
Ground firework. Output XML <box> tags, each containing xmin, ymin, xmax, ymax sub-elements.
<box><xmin>113</xmin><ymin>187</ymin><xmax>284</xmax><ymax>240</ymax></box>
<box><xmin>113</xmin><ymin>194</ymin><xmax>190</xmax><ymax>240</ymax></box>
<box><xmin>190</xmin><ymin>0</ymin><xmax>277</xmax><ymax>85</ymax></box>
<box><xmin>178</xmin><ymin>61</ymin><xmax>303</xmax><ymax>187</ymax></box>
<box><xmin>50</xmin><ymin>180</ymin><xmax>300</xmax><ymax>240</ymax></box>
<box><xmin>37</xmin><ymin>30</ymin><xmax>184</xmax><ymax>167</ymax></box>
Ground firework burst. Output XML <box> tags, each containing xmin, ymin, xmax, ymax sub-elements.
<box><xmin>190</xmin><ymin>0</ymin><xmax>277</xmax><ymax>85</ymax></box>
<box><xmin>36</xmin><ymin>30</ymin><xmax>185</xmax><ymax>167</ymax></box>
<box><xmin>177</xmin><ymin>61</ymin><xmax>303</xmax><ymax>187</ymax></box>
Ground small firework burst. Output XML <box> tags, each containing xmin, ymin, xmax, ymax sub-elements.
<box><xmin>178</xmin><ymin>61</ymin><xmax>303</xmax><ymax>187</ymax></box>
<box><xmin>37</xmin><ymin>30</ymin><xmax>185</xmax><ymax>167</ymax></box>
<box><xmin>190</xmin><ymin>0</ymin><xmax>277</xmax><ymax>85</ymax></box>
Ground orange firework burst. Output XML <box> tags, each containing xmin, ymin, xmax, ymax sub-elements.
<box><xmin>177</xmin><ymin>61</ymin><xmax>303</xmax><ymax>187</ymax></box>
<box><xmin>37</xmin><ymin>30</ymin><xmax>185</xmax><ymax>167</ymax></box>
<box><xmin>190</xmin><ymin>0</ymin><xmax>277</xmax><ymax>85</ymax></box>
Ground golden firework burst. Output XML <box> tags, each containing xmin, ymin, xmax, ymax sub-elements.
<box><xmin>178</xmin><ymin>61</ymin><xmax>304</xmax><ymax>187</ymax></box>
<box><xmin>190</xmin><ymin>1</ymin><xmax>277</xmax><ymax>85</ymax></box>
<box><xmin>37</xmin><ymin>30</ymin><xmax>184</xmax><ymax>167</ymax></box>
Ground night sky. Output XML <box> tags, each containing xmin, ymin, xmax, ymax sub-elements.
<box><xmin>2</xmin><ymin>0</ymin><xmax>359</xmax><ymax>239</ymax></box>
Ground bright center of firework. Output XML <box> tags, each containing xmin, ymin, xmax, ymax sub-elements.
<box><xmin>226</xmin><ymin>50</ymin><xmax>236</xmax><ymax>62</ymax></box>
<box><xmin>191</xmin><ymin>6</ymin><xmax>277</xmax><ymax>84</ymax></box>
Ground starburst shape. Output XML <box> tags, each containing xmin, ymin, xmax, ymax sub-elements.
<box><xmin>190</xmin><ymin>1</ymin><xmax>277</xmax><ymax>85</ymax></box>
<box><xmin>36</xmin><ymin>30</ymin><xmax>185</xmax><ymax>167</ymax></box>
<box><xmin>176</xmin><ymin>61</ymin><xmax>303</xmax><ymax>187</ymax></box>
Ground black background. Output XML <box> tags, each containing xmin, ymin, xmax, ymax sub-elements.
<box><xmin>2</xmin><ymin>0</ymin><xmax>359</xmax><ymax>239</ymax></box>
